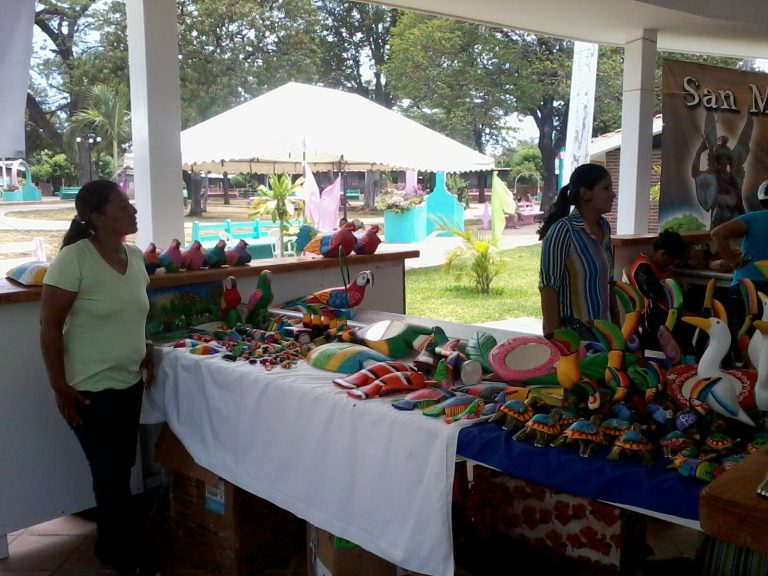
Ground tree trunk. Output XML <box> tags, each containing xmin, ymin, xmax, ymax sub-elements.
<box><xmin>187</xmin><ymin>173</ymin><xmax>203</xmax><ymax>217</ymax></box>
<box><xmin>364</xmin><ymin>171</ymin><xmax>381</xmax><ymax>211</ymax></box>
<box><xmin>222</xmin><ymin>171</ymin><xmax>230</xmax><ymax>205</ymax></box>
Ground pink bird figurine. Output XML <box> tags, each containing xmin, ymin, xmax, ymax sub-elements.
<box><xmin>226</xmin><ymin>239</ymin><xmax>252</xmax><ymax>266</ymax></box>
<box><xmin>301</xmin><ymin>222</ymin><xmax>357</xmax><ymax>257</ymax></box>
<box><xmin>158</xmin><ymin>238</ymin><xmax>183</xmax><ymax>272</ymax></box>
<box><xmin>181</xmin><ymin>240</ymin><xmax>207</xmax><ymax>271</ymax></box>
<box><xmin>143</xmin><ymin>242</ymin><xmax>162</xmax><ymax>275</ymax></box>
<box><xmin>353</xmin><ymin>224</ymin><xmax>382</xmax><ymax>255</ymax></box>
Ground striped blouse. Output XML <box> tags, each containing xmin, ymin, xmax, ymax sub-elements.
<box><xmin>539</xmin><ymin>211</ymin><xmax>614</xmax><ymax>326</ymax></box>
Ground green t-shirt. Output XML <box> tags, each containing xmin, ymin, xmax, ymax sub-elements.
<box><xmin>44</xmin><ymin>239</ymin><xmax>150</xmax><ymax>392</ymax></box>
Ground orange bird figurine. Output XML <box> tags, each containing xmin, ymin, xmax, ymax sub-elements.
<box><xmin>354</xmin><ymin>224</ymin><xmax>382</xmax><ymax>255</ymax></box>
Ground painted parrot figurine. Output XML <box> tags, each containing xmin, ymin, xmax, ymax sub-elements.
<box><xmin>143</xmin><ymin>242</ymin><xmax>163</xmax><ymax>275</ymax></box>
<box><xmin>302</xmin><ymin>222</ymin><xmax>357</xmax><ymax>257</ymax></box>
<box><xmin>204</xmin><ymin>239</ymin><xmax>228</xmax><ymax>268</ymax></box>
<box><xmin>353</xmin><ymin>224</ymin><xmax>382</xmax><ymax>255</ymax></box>
<box><xmin>158</xmin><ymin>238</ymin><xmax>183</xmax><ymax>272</ymax></box>
<box><xmin>220</xmin><ymin>275</ymin><xmax>243</xmax><ymax>328</ymax></box>
<box><xmin>283</xmin><ymin>270</ymin><xmax>374</xmax><ymax>310</ymax></box>
<box><xmin>181</xmin><ymin>240</ymin><xmax>207</xmax><ymax>271</ymax></box>
<box><xmin>245</xmin><ymin>270</ymin><xmax>274</xmax><ymax>326</ymax></box>
<box><xmin>226</xmin><ymin>239</ymin><xmax>252</xmax><ymax>266</ymax></box>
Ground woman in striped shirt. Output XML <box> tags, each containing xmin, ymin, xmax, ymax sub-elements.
<box><xmin>538</xmin><ymin>163</ymin><xmax>619</xmax><ymax>340</ymax></box>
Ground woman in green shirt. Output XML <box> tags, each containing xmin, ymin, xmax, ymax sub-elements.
<box><xmin>40</xmin><ymin>180</ymin><xmax>158</xmax><ymax>576</ymax></box>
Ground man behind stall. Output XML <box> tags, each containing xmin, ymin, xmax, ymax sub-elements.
<box><xmin>627</xmin><ymin>229</ymin><xmax>688</xmax><ymax>353</ymax></box>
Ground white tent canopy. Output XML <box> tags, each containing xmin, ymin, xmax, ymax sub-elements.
<box><xmin>180</xmin><ymin>82</ymin><xmax>495</xmax><ymax>174</ymax></box>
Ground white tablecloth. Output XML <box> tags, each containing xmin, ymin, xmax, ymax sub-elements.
<box><xmin>141</xmin><ymin>347</ymin><xmax>477</xmax><ymax>576</ymax></box>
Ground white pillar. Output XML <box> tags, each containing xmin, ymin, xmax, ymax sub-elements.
<box><xmin>616</xmin><ymin>30</ymin><xmax>657</xmax><ymax>235</ymax></box>
<box><xmin>126</xmin><ymin>0</ymin><xmax>184</xmax><ymax>249</ymax></box>
<box><xmin>563</xmin><ymin>41</ymin><xmax>599</xmax><ymax>179</ymax></box>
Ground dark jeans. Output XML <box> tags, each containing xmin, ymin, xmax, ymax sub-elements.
<box><xmin>70</xmin><ymin>381</ymin><xmax>144</xmax><ymax>566</ymax></box>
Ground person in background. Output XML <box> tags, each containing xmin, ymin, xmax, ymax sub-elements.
<box><xmin>627</xmin><ymin>229</ymin><xmax>688</xmax><ymax>351</ymax></box>
<box><xmin>538</xmin><ymin>163</ymin><xmax>619</xmax><ymax>340</ymax></box>
<box><xmin>711</xmin><ymin>179</ymin><xmax>768</xmax><ymax>365</ymax></box>
<box><xmin>39</xmin><ymin>180</ymin><xmax>158</xmax><ymax>576</ymax></box>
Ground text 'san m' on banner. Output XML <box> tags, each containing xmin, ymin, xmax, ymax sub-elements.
<box><xmin>660</xmin><ymin>60</ymin><xmax>768</xmax><ymax>232</ymax></box>
<box><xmin>0</xmin><ymin>0</ymin><xmax>36</xmax><ymax>158</ymax></box>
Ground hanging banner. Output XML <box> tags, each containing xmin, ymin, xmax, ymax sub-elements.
<box><xmin>0</xmin><ymin>0</ymin><xmax>36</xmax><ymax>158</ymax></box>
<box><xmin>660</xmin><ymin>60</ymin><xmax>768</xmax><ymax>231</ymax></box>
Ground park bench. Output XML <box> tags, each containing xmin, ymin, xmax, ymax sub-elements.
<box><xmin>515</xmin><ymin>201</ymin><xmax>544</xmax><ymax>226</ymax></box>
<box><xmin>190</xmin><ymin>219</ymin><xmax>302</xmax><ymax>260</ymax></box>
<box><xmin>344</xmin><ymin>189</ymin><xmax>361</xmax><ymax>201</ymax></box>
<box><xmin>57</xmin><ymin>186</ymin><xmax>80</xmax><ymax>200</ymax></box>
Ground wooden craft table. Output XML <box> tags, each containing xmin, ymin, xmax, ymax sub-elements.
<box><xmin>699</xmin><ymin>448</ymin><xmax>768</xmax><ymax>554</ymax></box>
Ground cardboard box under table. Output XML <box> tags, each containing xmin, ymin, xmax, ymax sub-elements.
<box><xmin>155</xmin><ymin>425</ymin><xmax>304</xmax><ymax>575</ymax></box>
<box><xmin>306</xmin><ymin>524</ymin><xmax>427</xmax><ymax>576</ymax></box>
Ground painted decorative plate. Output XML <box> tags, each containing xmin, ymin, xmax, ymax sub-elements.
<box><xmin>666</xmin><ymin>365</ymin><xmax>756</xmax><ymax>410</ymax></box>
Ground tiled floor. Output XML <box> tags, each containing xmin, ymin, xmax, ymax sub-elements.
<box><xmin>1</xmin><ymin>483</ymin><xmax>702</xmax><ymax>576</ymax></box>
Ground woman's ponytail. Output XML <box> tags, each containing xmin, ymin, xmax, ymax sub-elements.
<box><xmin>537</xmin><ymin>185</ymin><xmax>572</xmax><ymax>240</ymax></box>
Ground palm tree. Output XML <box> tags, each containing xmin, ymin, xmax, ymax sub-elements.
<box><xmin>70</xmin><ymin>84</ymin><xmax>131</xmax><ymax>171</ymax></box>
<box><xmin>435</xmin><ymin>216</ymin><xmax>507</xmax><ymax>294</ymax></box>
<box><xmin>248</xmin><ymin>173</ymin><xmax>305</xmax><ymax>257</ymax></box>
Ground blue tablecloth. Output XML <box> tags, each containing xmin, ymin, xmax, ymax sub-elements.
<box><xmin>457</xmin><ymin>422</ymin><xmax>702</xmax><ymax>521</ymax></box>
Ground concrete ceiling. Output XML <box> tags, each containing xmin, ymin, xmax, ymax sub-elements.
<box><xmin>365</xmin><ymin>0</ymin><xmax>768</xmax><ymax>59</ymax></box>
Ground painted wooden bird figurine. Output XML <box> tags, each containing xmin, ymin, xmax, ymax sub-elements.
<box><xmin>143</xmin><ymin>242</ymin><xmax>163</xmax><ymax>275</ymax></box>
<box><xmin>682</xmin><ymin>304</ymin><xmax>755</xmax><ymax>426</ymax></box>
<box><xmin>226</xmin><ymin>239</ymin><xmax>252</xmax><ymax>267</ymax></box>
<box><xmin>245</xmin><ymin>270</ymin><xmax>274</xmax><ymax>327</ymax></box>
<box><xmin>283</xmin><ymin>270</ymin><xmax>374</xmax><ymax>310</ymax></box>
<box><xmin>204</xmin><ymin>239</ymin><xmax>228</xmax><ymax>268</ymax></box>
<box><xmin>220</xmin><ymin>275</ymin><xmax>243</xmax><ymax>328</ymax></box>
<box><xmin>593</xmin><ymin>319</ymin><xmax>631</xmax><ymax>404</ymax></box>
<box><xmin>748</xmin><ymin>291</ymin><xmax>768</xmax><ymax>370</ymax></box>
<box><xmin>181</xmin><ymin>240</ymin><xmax>207</xmax><ymax>271</ymax></box>
<box><xmin>550</xmin><ymin>328</ymin><xmax>600</xmax><ymax>410</ymax></box>
<box><xmin>751</xmin><ymin>319</ymin><xmax>768</xmax><ymax>411</ymax></box>
<box><xmin>158</xmin><ymin>238</ymin><xmax>183</xmax><ymax>272</ymax></box>
<box><xmin>299</xmin><ymin>222</ymin><xmax>357</xmax><ymax>257</ymax></box>
<box><xmin>353</xmin><ymin>224</ymin><xmax>382</xmax><ymax>255</ymax></box>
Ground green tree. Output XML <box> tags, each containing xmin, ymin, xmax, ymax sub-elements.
<box><xmin>385</xmin><ymin>15</ymin><xmax>571</xmax><ymax>208</ymax></box>
<box><xmin>177</xmin><ymin>0</ymin><xmax>323</xmax><ymax>127</ymax></box>
<box><xmin>314</xmin><ymin>0</ymin><xmax>400</xmax><ymax>107</ymax></box>
<box><xmin>506</xmin><ymin>145</ymin><xmax>543</xmax><ymax>187</ymax></box>
<box><xmin>28</xmin><ymin>150</ymin><xmax>78</xmax><ymax>187</ymax></box>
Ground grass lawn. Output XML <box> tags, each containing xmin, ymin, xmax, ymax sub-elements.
<box><xmin>405</xmin><ymin>244</ymin><xmax>542</xmax><ymax>324</ymax></box>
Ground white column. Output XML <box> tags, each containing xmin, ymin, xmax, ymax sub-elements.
<box><xmin>616</xmin><ymin>30</ymin><xmax>657</xmax><ymax>235</ymax></box>
<box><xmin>563</xmin><ymin>41</ymin><xmax>599</xmax><ymax>179</ymax></box>
<box><xmin>126</xmin><ymin>0</ymin><xmax>184</xmax><ymax>249</ymax></box>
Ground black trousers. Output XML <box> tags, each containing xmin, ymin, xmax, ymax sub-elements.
<box><xmin>70</xmin><ymin>381</ymin><xmax>144</xmax><ymax>565</ymax></box>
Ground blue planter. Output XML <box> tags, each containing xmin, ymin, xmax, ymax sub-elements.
<box><xmin>383</xmin><ymin>205</ymin><xmax>426</xmax><ymax>243</ymax></box>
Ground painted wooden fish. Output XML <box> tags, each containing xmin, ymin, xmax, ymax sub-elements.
<box><xmin>332</xmin><ymin>361</ymin><xmax>416</xmax><ymax>389</ymax></box>
<box><xmin>347</xmin><ymin>371</ymin><xmax>434</xmax><ymax>400</ymax></box>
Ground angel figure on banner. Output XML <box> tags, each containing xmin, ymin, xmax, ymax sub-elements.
<box><xmin>691</xmin><ymin>109</ymin><xmax>751</xmax><ymax>230</ymax></box>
